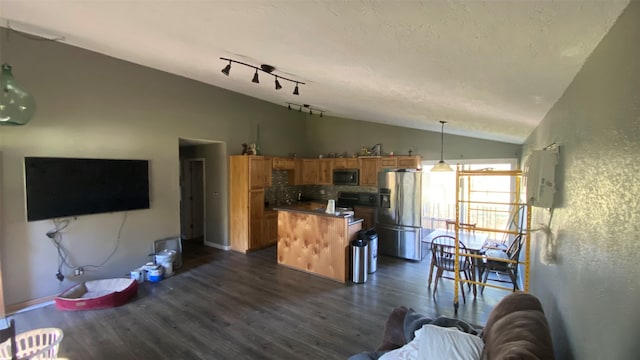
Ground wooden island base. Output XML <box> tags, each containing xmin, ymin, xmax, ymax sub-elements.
<box><xmin>276</xmin><ymin>209</ymin><xmax>363</xmax><ymax>283</ymax></box>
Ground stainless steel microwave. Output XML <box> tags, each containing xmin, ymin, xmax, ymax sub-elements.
<box><xmin>333</xmin><ymin>169</ymin><xmax>359</xmax><ymax>186</ymax></box>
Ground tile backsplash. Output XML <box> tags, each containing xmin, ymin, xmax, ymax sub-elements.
<box><xmin>265</xmin><ymin>170</ymin><xmax>376</xmax><ymax>207</ymax></box>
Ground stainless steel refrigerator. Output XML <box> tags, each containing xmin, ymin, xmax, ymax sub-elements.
<box><xmin>376</xmin><ymin>170</ymin><xmax>423</xmax><ymax>261</ymax></box>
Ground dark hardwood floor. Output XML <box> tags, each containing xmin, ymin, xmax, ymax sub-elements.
<box><xmin>9</xmin><ymin>240</ymin><xmax>508</xmax><ymax>359</ymax></box>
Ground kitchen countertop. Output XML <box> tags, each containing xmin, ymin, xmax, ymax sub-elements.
<box><xmin>273</xmin><ymin>205</ymin><xmax>363</xmax><ymax>225</ymax></box>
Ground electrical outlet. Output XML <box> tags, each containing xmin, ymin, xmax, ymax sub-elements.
<box><xmin>75</xmin><ymin>268</ymin><xmax>84</xmax><ymax>276</ymax></box>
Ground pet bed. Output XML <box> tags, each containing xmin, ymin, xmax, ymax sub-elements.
<box><xmin>55</xmin><ymin>278</ymin><xmax>138</xmax><ymax>311</ymax></box>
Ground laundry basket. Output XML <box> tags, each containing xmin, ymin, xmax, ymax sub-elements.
<box><xmin>0</xmin><ymin>327</ymin><xmax>63</xmax><ymax>360</ymax></box>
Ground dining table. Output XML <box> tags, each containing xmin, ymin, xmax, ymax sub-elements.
<box><xmin>423</xmin><ymin>229</ymin><xmax>489</xmax><ymax>296</ymax></box>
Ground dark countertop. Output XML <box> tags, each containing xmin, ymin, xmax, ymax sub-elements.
<box><xmin>273</xmin><ymin>205</ymin><xmax>363</xmax><ymax>225</ymax></box>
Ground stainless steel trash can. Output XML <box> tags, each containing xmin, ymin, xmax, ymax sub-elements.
<box><xmin>351</xmin><ymin>239</ymin><xmax>368</xmax><ymax>284</ymax></box>
<box><xmin>365</xmin><ymin>229</ymin><xmax>378</xmax><ymax>274</ymax></box>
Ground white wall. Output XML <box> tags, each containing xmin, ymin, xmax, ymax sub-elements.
<box><xmin>523</xmin><ymin>2</ymin><xmax>639</xmax><ymax>359</ymax></box>
<box><xmin>0</xmin><ymin>27</ymin><xmax>522</xmax><ymax>306</ymax></box>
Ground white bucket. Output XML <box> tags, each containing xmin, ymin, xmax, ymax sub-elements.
<box><xmin>130</xmin><ymin>268</ymin><xmax>144</xmax><ymax>283</ymax></box>
<box><xmin>147</xmin><ymin>265</ymin><xmax>164</xmax><ymax>282</ymax></box>
<box><xmin>155</xmin><ymin>250</ymin><xmax>177</xmax><ymax>277</ymax></box>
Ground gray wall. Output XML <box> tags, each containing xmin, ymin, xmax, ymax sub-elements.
<box><xmin>523</xmin><ymin>2</ymin><xmax>639</xmax><ymax>359</ymax></box>
<box><xmin>0</xmin><ymin>27</ymin><xmax>519</xmax><ymax>305</ymax></box>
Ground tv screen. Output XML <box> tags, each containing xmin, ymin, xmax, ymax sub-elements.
<box><xmin>25</xmin><ymin>157</ymin><xmax>150</xmax><ymax>221</ymax></box>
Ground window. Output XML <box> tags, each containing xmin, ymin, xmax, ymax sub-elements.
<box><xmin>421</xmin><ymin>159</ymin><xmax>517</xmax><ymax>239</ymax></box>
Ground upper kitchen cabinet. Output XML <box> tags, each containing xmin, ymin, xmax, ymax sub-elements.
<box><xmin>290</xmin><ymin>158</ymin><xmax>319</xmax><ymax>185</ymax></box>
<box><xmin>379</xmin><ymin>156</ymin><xmax>422</xmax><ymax>170</ymax></box>
<box><xmin>396</xmin><ymin>156</ymin><xmax>422</xmax><ymax>169</ymax></box>
<box><xmin>232</xmin><ymin>155</ymin><xmax>272</xmax><ymax>189</ymax></box>
<box><xmin>333</xmin><ymin>158</ymin><xmax>359</xmax><ymax>169</ymax></box>
<box><xmin>380</xmin><ymin>157</ymin><xmax>398</xmax><ymax>169</ymax></box>
<box><xmin>318</xmin><ymin>158</ymin><xmax>333</xmax><ymax>185</ymax></box>
<box><xmin>358</xmin><ymin>157</ymin><xmax>380</xmax><ymax>186</ymax></box>
<box><xmin>272</xmin><ymin>157</ymin><xmax>295</xmax><ymax>170</ymax></box>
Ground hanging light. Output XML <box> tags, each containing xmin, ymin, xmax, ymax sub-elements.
<box><xmin>0</xmin><ymin>63</ymin><xmax>36</xmax><ymax>126</ymax></box>
<box><xmin>252</xmin><ymin>69</ymin><xmax>259</xmax><ymax>84</ymax></box>
<box><xmin>293</xmin><ymin>82</ymin><xmax>299</xmax><ymax>95</ymax></box>
<box><xmin>275</xmin><ymin>76</ymin><xmax>282</xmax><ymax>90</ymax></box>
<box><xmin>286</xmin><ymin>102</ymin><xmax>325</xmax><ymax>116</ymax></box>
<box><xmin>431</xmin><ymin>120</ymin><xmax>453</xmax><ymax>172</ymax></box>
<box><xmin>221</xmin><ymin>60</ymin><xmax>231</xmax><ymax>76</ymax></box>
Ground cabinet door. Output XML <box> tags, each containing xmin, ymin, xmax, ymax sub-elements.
<box><xmin>249</xmin><ymin>190</ymin><xmax>265</xmax><ymax>249</ymax></box>
<box><xmin>359</xmin><ymin>157</ymin><xmax>380</xmax><ymax>186</ymax></box>
<box><xmin>380</xmin><ymin>157</ymin><xmax>398</xmax><ymax>169</ymax></box>
<box><xmin>301</xmin><ymin>159</ymin><xmax>319</xmax><ymax>185</ymax></box>
<box><xmin>263</xmin><ymin>211</ymin><xmax>278</xmax><ymax>247</ymax></box>
<box><xmin>354</xmin><ymin>206</ymin><xmax>376</xmax><ymax>229</ymax></box>
<box><xmin>272</xmin><ymin>157</ymin><xmax>295</xmax><ymax>170</ymax></box>
<box><xmin>397</xmin><ymin>156</ymin><xmax>421</xmax><ymax>169</ymax></box>
<box><xmin>318</xmin><ymin>159</ymin><xmax>333</xmax><ymax>185</ymax></box>
<box><xmin>249</xmin><ymin>157</ymin><xmax>272</xmax><ymax>188</ymax></box>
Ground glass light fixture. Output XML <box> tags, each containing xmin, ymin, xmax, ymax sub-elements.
<box><xmin>431</xmin><ymin>120</ymin><xmax>453</xmax><ymax>172</ymax></box>
<box><xmin>0</xmin><ymin>63</ymin><xmax>36</xmax><ymax>126</ymax></box>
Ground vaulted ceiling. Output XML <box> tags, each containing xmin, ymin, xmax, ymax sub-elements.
<box><xmin>0</xmin><ymin>0</ymin><xmax>629</xmax><ymax>143</ymax></box>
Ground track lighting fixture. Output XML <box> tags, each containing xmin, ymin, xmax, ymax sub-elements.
<box><xmin>220</xmin><ymin>57</ymin><xmax>305</xmax><ymax>95</ymax></box>
<box><xmin>221</xmin><ymin>60</ymin><xmax>231</xmax><ymax>76</ymax></box>
<box><xmin>286</xmin><ymin>102</ymin><xmax>325</xmax><ymax>117</ymax></box>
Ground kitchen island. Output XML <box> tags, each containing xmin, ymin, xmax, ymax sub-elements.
<box><xmin>275</xmin><ymin>204</ymin><xmax>363</xmax><ymax>283</ymax></box>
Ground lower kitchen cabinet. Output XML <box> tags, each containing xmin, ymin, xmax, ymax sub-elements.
<box><xmin>263</xmin><ymin>210</ymin><xmax>278</xmax><ymax>247</ymax></box>
<box><xmin>354</xmin><ymin>206</ymin><xmax>376</xmax><ymax>230</ymax></box>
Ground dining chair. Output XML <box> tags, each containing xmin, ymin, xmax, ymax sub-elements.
<box><xmin>430</xmin><ymin>235</ymin><xmax>474</xmax><ymax>303</ymax></box>
<box><xmin>0</xmin><ymin>319</ymin><xmax>18</xmax><ymax>360</ymax></box>
<box><xmin>445</xmin><ymin>220</ymin><xmax>477</xmax><ymax>233</ymax></box>
<box><xmin>481</xmin><ymin>234</ymin><xmax>523</xmax><ymax>293</ymax></box>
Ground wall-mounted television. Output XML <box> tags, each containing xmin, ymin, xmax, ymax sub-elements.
<box><xmin>25</xmin><ymin>157</ymin><xmax>150</xmax><ymax>221</ymax></box>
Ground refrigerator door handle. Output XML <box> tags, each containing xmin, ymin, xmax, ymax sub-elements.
<box><xmin>396</xmin><ymin>182</ymin><xmax>401</xmax><ymax>222</ymax></box>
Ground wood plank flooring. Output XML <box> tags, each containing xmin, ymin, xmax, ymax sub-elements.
<box><xmin>9</xmin><ymin>240</ymin><xmax>509</xmax><ymax>359</ymax></box>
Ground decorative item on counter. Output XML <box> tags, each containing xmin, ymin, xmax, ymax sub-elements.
<box><xmin>242</xmin><ymin>143</ymin><xmax>248</xmax><ymax>155</ymax></box>
<box><xmin>325</xmin><ymin>199</ymin><xmax>336</xmax><ymax>214</ymax></box>
<box><xmin>389</xmin><ymin>151</ymin><xmax>394</xmax><ymax>156</ymax></box>
<box><xmin>408</xmin><ymin>149</ymin><xmax>413</xmax><ymax>156</ymax></box>
<box><xmin>360</xmin><ymin>146</ymin><xmax>370</xmax><ymax>156</ymax></box>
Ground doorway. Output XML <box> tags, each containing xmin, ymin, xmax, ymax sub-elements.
<box><xmin>181</xmin><ymin>159</ymin><xmax>205</xmax><ymax>242</ymax></box>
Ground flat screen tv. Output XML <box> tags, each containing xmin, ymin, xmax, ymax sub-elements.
<box><xmin>25</xmin><ymin>157</ymin><xmax>150</xmax><ymax>221</ymax></box>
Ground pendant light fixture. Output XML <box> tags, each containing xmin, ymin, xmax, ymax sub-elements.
<box><xmin>431</xmin><ymin>120</ymin><xmax>453</xmax><ymax>172</ymax></box>
<box><xmin>0</xmin><ymin>63</ymin><xmax>36</xmax><ymax>126</ymax></box>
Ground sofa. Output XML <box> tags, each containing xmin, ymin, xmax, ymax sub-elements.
<box><xmin>349</xmin><ymin>292</ymin><xmax>554</xmax><ymax>360</ymax></box>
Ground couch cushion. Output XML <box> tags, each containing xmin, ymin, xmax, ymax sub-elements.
<box><xmin>481</xmin><ymin>310</ymin><xmax>554</xmax><ymax>360</ymax></box>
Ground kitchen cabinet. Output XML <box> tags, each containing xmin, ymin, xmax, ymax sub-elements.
<box><xmin>397</xmin><ymin>156</ymin><xmax>421</xmax><ymax>169</ymax></box>
<box><xmin>358</xmin><ymin>157</ymin><xmax>380</xmax><ymax>186</ymax></box>
<box><xmin>354</xmin><ymin>206</ymin><xmax>376</xmax><ymax>230</ymax></box>
<box><xmin>380</xmin><ymin>157</ymin><xmax>398</xmax><ymax>169</ymax></box>
<box><xmin>263</xmin><ymin>210</ymin><xmax>278</xmax><ymax>247</ymax></box>
<box><xmin>318</xmin><ymin>158</ymin><xmax>333</xmax><ymax>185</ymax></box>
<box><xmin>272</xmin><ymin>157</ymin><xmax>295</xmax><ymax>170</ymax></box>
<box><xmin>229</xmin><ymin>155</ymin><xmax>274</xmax><ymax>253</ymax></box>
<box><xmin>333</xmin><ymin>158</ymin><xmax>358</xmax><ymax>169</ymax></box>
<box><xmin>291</xmin><ymin>158</ymin><xmax>319</xmax><ymax>185</ymax></box>
<box><xmin>249</xmin><ymin>156</ymin><xmax>272</xmax><ymax>188</ymax></box>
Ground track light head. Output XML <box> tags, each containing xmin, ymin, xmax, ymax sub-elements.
<box><xmin>293</xmin><ymin>83</ymin><xmax>299</xmax><ymax>95</ymax></box>
<box><xmin>252</xmin><ymin>70</ymin><xmax>259</xmax><ymax>84</ymax></box>
<box><xmin>275</xmin><ymin>77</ymin><xmax>282</xmax><ymax>90</ymax></box>
<box><xmin>221</xmin><ymin>61</ymin><xmax>231</xmax><ymax>76</ymax></box>
<box><xmin>288</xmin><ymin>104</ymin><xmax>292</xmax><ymax>110</ymax></box>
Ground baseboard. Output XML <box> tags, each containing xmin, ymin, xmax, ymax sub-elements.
<box><xmin>6</xmin><ymin>296</ymin><xmax>56</xmax><ymax>315</ymax></box>
<box><xmin>204</xmin><ymin>241</ymin><xmax>230</xmax><ymax>251</ymax></box>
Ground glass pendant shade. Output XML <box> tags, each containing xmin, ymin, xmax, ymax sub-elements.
<box><xmin>432</xmin><ymin>160</ymin><xmax>453</xmax><ymax>172</ymax></box>
<box><xmin>0</xmin><ymin>63</ymin><xmax>36</xmax><ymax>126</ymax></box>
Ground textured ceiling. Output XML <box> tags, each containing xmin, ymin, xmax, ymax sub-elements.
<box><xmin>0</xmin><ymin>0</ymin><xmax>629</xmax><ymax>143</ymax></box>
